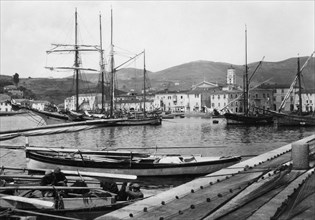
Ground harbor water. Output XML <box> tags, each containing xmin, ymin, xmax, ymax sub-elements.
<box><xmin>0</xmin><ymin>114</ymin><xmax>314</xmax><ymax>187</ymax></box>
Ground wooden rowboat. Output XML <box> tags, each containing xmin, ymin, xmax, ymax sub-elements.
<box><xmin>25</xmin><ymin>147</ymin><xmax>242</xmax><ymax>178</ymax></box>
<box><xmin>0</xmin><ymin>186</ymin><xmax>132</xmax><ymax>220</ymax></box>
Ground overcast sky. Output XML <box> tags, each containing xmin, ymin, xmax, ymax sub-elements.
<box><xmin>1</xmin><ymin>1</ymin><xmax>314</xmax><ymax>78</ymax></box>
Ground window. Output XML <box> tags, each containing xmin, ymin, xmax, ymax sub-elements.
<box><xmin>263</xmin><ymin>93</ymin><xmax>266</xmax><ymax>98</ymax></box>
<box><xmin>218</xmin><ymin>103</ymin><xmax>220</xmax><ymax>107</ymax></box>
<box><xmin>213</xmin><ymin>95</ymin><xmax>215</xmax><ymax>99</ymax></box>
<box><xmin>255</xmin><ymin>94</ymin><xmax>258</xmax><ymax>99</ymax></box>
<box><xmin>282</xmin><ymin>89</ymin><xmax>284</xmax><ymax>93</ymax></box>
<box><xmin>212</xmin><ymin>103</ymin><xmax>215</xmax><ymax>107</ymax></box>
<box><xmin>218</xmin><ymin>95</ymin><xmax>220</xmax><ymax>99</ymax></box>
<box><xmin>181</xmin><ymin>96</ymin><xmax>183</xmax><ymax>99</ymax></box>
<box><xmin>223</xmin><ymin>94</ymin><xmax>226</xmax><ymax>99</ymax></box>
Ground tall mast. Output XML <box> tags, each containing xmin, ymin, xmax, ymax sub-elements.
<box><xmin>243</xmin><ymin>25</ymin><xmax>249</xmax><ymax>115</ymax></box>
<box><xmin>74</xmin><ymin>8</ymin><xmax>79</xmax><ymax>112</ymax></box>
<box><xmin>297</xmin><ymin>56</ymin><xmax>302</xmax><ymax>115</ymax></box>
<box><xmin>143</xmin><ymin>50</ymin><xmax>146</xmax><ymax>115</ymax></box>
<box><xmin>110</xmin><ymin>8</ymin><xmax>115</xmax><ymax>118</ymax></box>
<box><xmin>99</xmin><ymin>13</ymin><xmax>105</xmax><ymax>112</ymax></box>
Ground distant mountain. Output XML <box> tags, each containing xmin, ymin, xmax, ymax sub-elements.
<box><xmin>149</xmin><ymin>57</ymin><xmax>315</xmax><ymax>89</ymax></box>
<box><xmin>1</xmin><ymin>56</ymin><xmax>314</xmax><ymax>104</ymax></box>
<box><xmin>85</xmin><ymin>57</ymin><xmax>315</xmax><ymax>91</ymax></box>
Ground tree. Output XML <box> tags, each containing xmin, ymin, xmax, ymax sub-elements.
<box><xmin>13</xmin><ymin>73</ymin><xmax>19</xmax><ymax>87</ymax></box>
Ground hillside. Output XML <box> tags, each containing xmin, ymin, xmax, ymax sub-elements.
<box><xmin>18</xmin><ymin>77</ymin><xmax>97</xmax><ymax>104</ymax></box>
<box><xmin>150</xmin><ymin>57</ymin><xmax>315</xmax><ymax>89</ymax></box>
<box><xmin>1</xmin><ymin>56</ymin><xmax>314</xmax><ymax>104</ymax></box>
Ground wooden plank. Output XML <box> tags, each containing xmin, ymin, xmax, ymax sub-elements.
<box><xmin>0</xmin><ymin>193</ymin><xmax>54</xmax><ymax>208</ymax></box>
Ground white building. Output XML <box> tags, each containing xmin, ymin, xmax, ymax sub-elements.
<box><xmin>154</xmin><ymin>90</ymin><xmax>191</xmax><ymax>112</ymax></box>
<box><xmin>0</xmin><ymin>94</ymin><xmax>12</xmax><ymax>112</ymax></box>
<box><xmin>31</xmin><ymin>100</ymin><xmax>50</xmax><ymax>111</ymax></box>
<box><xmin>187</xmin><ymin>91</ymin><xmax>202</xmax><ymax>112</ymax></box>
<box><xmin>65</xmin><ymin>93</ymin><xmax>98</xmax><ymax>111</ymax></box>
<box><xmin>294</xmin><ymin>89</ymin><xmax>315</xmax><ymax>112</ymax></box>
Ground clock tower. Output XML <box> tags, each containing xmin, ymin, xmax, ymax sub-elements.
<box><xmin>227</xmin><ymin>66</ymin><xmax>236</xmax><ymax>85</ymax></box>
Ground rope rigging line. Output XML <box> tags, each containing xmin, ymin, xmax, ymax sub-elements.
<box><xmin>77</xmin><ymin>13</ymin><xmax>98</xmax><ymax>46</ymax></box>
<box><xmin>24</xmin><ymin>112</ymin><xmax>46</xmax><ymax>127</ymax></box>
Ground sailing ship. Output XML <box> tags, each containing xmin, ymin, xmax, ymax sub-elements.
<box><xmin>11</xmin><ymin>9</ymin><xmax>161</xmax><ymax>126</ymax></box>
<box><xmin>25</xmin><ymin>147</ymin><xmax>242</xmax><ymax>178</ymax></box>
<box><xmin>224</xmin><ymin>27</ymin><xmax>273</xmax><ymax>125</ymax></box>
<box><xmin>272</xmin><ymin>52</ymin><xmax>315</xmax><ymax>126</ymax></box>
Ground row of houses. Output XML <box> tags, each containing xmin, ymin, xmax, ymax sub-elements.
<box><xmin>63</xmin><ymin>67</ymin><xmax>315</xmax><ymax>114</ymax></box>
<box><xmin>1</xmin><ymin>67</ymin><xmax>314</xmax><ymax>113</ymax></box>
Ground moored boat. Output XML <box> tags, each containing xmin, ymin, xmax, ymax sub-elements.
<box><xmin>25</xmin><ymin>147</ymin><xmax>241</xmax><ymax>178</ymax></box>
<box><xmin>224</xmin><ymin>112</ymin><xmax>273</xmax><ymax>125</ymax></box>
<box><xmin>0</xmin><ymin>186</ymin><xmax>132</xmax><ymax>220</ymax></box>
<box><xmin>272</xmin><ymin>53</ymin><xmax>315</xmax><ymax>126</ymax></box>
<box><xmin>273</xmin><ymin>111</ymin><xmax>315</xmax><ymax>126</ymax></box>
<box><xmin>224</xmin><ymin>27</ymin><xmax>273</xmax><ymax>125</ymax></box>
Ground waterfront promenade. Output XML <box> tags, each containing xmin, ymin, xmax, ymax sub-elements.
<box><xmin>98</xmin><ymin>134</ymin><xmax>315</xmax><ymax>220</ymax></box>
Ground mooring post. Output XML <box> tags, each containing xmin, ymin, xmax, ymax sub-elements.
<box><xmin>291</xmin><ymin>143</ymin><xmax>309</xmax><ymax>170</ymax></box>
<box><xmin>25</xmin><ymin>136</ymin><xmax>29</xmax><ymax>147</ymax></box>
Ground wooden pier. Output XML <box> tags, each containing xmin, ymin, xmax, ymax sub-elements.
<box><xmin>97</xmin><ymin>134</ymin><xmax>315</xmax><ymax>220</ymax></box>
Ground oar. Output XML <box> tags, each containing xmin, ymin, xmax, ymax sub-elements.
<box><xmin>1</xmin><ymin>166</ymin><xmax>137</xmax><ymax>180</ymax></box>
<box><xmin>0</xmin><ymin>186</ymin><xmax>102</xmax><ymax>190</ymax></box>
<box><xmin>0</xmin><ymin>193</ymin><xmax>54</xmax><ymax>208</ymax></box>
<box><xmin>11</xmin><ymin>208</ymin><xmax>80</xmax><ymax>220</ymax></box>
<box><xmin>116</xmin><ymin>146</ymin><xmax>227</xmax><ymax>150</ymax></box>
<box><xmin>62</xmin><ymin>170</ymin><xmax>137</xmax><ymax>180</ymax></box>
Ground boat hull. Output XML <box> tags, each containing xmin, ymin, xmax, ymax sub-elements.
<box><xmin>32</xmin><ymin>110</ymin><xmax>70</xmax><ymax>124</ymax></box>
<box><xmin>33</xmin><ymin>109</ymin><xmax>162</xmax><ymax>126</ymax></box>
<box><xmin>0</xmin><ymin>193</ymin><xmax>128</xmax><ymax>220</ymax></box>
<box><xmin>116</xmin><ymin>117</ymin><xmax>162</xmax><ymax>126</ymax></box>
<box><xmin>224</xmin><ymin>113</ymin><xmax>273</xmax><ymax>125</ymax></box>
<box><xmin>26</xmin><ymin>151</ymin><xmax>241</xmax><ymax>177</ymax></box>
<box><xmin>273</xmin><ymin>113</ymin><xmax>315</xmax><ymax>126</ymax></box>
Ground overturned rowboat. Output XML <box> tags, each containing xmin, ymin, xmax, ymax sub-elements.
<box><xmin>25</xmin><ymin>147</ymin><xmax>242</xmax><ymax>178</ymax></box>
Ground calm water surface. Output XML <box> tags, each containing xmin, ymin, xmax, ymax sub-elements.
<box><xmin>1</xmin><ymin>115</ymin><xmax>314</xmax><ymax>171</ymax></box>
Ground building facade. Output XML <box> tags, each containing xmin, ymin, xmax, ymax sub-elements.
<box><xmin>31</xmin><ymin>100</ymin><xmax>50</xmax><ymax>111</ymax></box>
<box><xmin>271</xmin><ymin>85</ymin><xmax>295</xmax><ymax>112</ymax></box>
<box><xmin>0</xmin><ymin>94</ymin><xmax>12</xmax><ymax>112</ymax></box>
<box><xmin>294</xmin><ymin>89</ymin><xmax>315</xmax><ymax>112</ymax></box>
